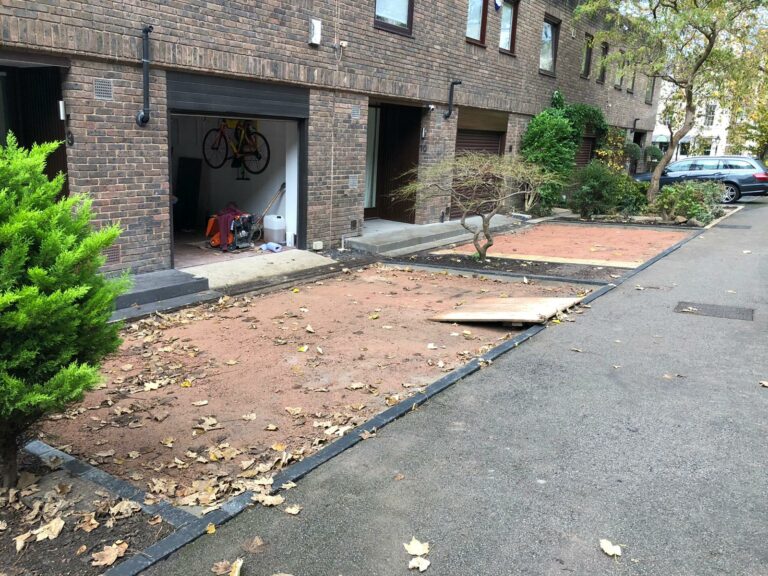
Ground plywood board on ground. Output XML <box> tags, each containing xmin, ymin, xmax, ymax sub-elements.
<box><xmin>431</xmin><ymin>297</ymin><xmax>582</xmax><ymax>324</ymax></box>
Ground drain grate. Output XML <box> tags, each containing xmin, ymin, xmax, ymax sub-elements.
<box><xmin>716</xmin><ymin>224</ymin><xmax>752</xmax><ymax>230</ymax></box>
<box><xmin>675</xmin><ymin>301</ymin><xmax>754</xmax><ymax>321</ymax></box>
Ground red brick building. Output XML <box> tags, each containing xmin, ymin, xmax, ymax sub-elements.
<box><xmin>0</xmin><ymin>0</ymin><xmax>659</xmax><ymax>273</ymax></box>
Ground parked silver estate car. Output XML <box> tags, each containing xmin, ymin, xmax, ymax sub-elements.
<box><xmin>635</xmin><ymin>156</ymin><xmax>768</xmax><ymax>202</ymax></box>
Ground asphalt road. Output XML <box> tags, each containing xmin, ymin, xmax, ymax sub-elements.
<box><xmin>146</xmin><ymin>198</ymin><xmax>768</xmax><ymax>576</ymax></box>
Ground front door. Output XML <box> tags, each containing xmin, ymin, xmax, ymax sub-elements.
<box><xmin>370</xmin><ymin>104</ymin><xmax>421</xmax><ymax>223</ymax></box>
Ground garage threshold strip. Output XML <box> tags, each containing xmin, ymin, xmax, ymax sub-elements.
<box><xmin>22</xmin><ymin>230</ymin><xmax>702</xmax><ymax>576</ymax></box>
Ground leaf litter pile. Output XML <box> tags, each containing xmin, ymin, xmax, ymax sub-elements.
<box><xmin>39</xmin><ymin>264</ymin><xmax>586</xmax><ymax>512</ymax></box>
<box><xmin>0</xmin><ymin>468</ymin><xmax>171</xmax><ymax>576</ymax></box>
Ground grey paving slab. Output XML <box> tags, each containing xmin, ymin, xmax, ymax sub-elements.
<box><xmin>144</xmin><ymin>199</ymin><xmax>768</xmax><ymax>576</ymax></box>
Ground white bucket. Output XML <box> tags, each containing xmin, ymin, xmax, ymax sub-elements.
<box><xmin>263</xmin><ymin>214</ymin><xmax>286</xmax><ymax>244</ymax></box>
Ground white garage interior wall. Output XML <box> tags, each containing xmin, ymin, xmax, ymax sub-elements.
<box><xmin>170</xmin><ymin>115</ymin><xmax>299</xmax><ymax>247</ymax></box>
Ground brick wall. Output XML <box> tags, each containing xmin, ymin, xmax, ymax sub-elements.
<box><xmin>414</xmin><ymin>104</ymin><xmax>458</xmax><ymax>224</ymax></box>
<box><xmin>307</xmin><ymin>89</ymin><xmax>368</xmax><ymax>247</ymax></box>
<box><xmin>1</xmin><ymin>0</ymin><xmax>660</xmax><ymax>130</ymax></box>
<box><xmin>62</xmin><ymin>59</ymin><xmax>170</xmax><ymax>273</ymax></box>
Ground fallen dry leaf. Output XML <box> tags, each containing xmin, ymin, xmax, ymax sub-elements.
<box><xmin>206</xmin><ymin>523</ymin><xmax>216</xmax><ymax>535</ymax></box>
<box><xmin>110</xmin><ymin>500</ymin><xmax>141</xmax><ymax>519</ymax></box>
<box><xmin>242</xmin><ymin>413</ymin><xmax>258</xmax><ymax>421</ymax></box>
<box><xmin>148</xmin><ymin>515</ymin><xmax>162</xmax><ymax>526</ymax></box>
<box><xmin>192</xmin><ymin>400</ymin><xmax>209</xmax><ymax>407</ymax></box>
<box><xmin>180</xmin><ymin>380</ymin><xmax>193</xmax><ymax>388</ymax></box>
<box><xmin>409</xmin><ymin>556</ymin><xmax>431</xmax><ymax>572</ymax></box>
<box><xmin>211</xmin><ymin>561</ymin><xmax>231</xmax><ymax>575</ymax></box>
<box><xmin>285</xmin><ymin>407</ymin><xmax>302</xmax><ymax>416</ymax></box>
<box><xmin>252</xmin><ymin>493</ymin><xmax>285</xmax><ymax>507</ymax></box>
<box><xmin>161</xmin><ymin>437</ymin><xmax>175</xmax><ymax>448</ymax></box>
<box><xmin>120</xmin><ymin>364</ymin><xmax>133</xmax><ymax>372</ymax></box>
<box><xmin>265</xmin><ymin>423</ymin><xmax>279</xmax><ymax>431</ymax></box>
<box><xmin>32</xmin><ymin>517</ymin><xmax>65</xmax><ymax>541</ymax></box>
<box><xmin>224</xmin><ymin>359</ymin><xmax>239</xmax><ymax>366</ymax></box>
<box><xmin>346</xmin><ymin>382</ymin><xmax>365</xmax><ymax>390</ymax></box>
<box><xmin>394</xmin><ymin>473</ymin><xmax>405</xmax><ymax>481</ymax></box>
<box><xmin>242</xmin><ymin>535</ymin><xmax>265</xmax><ymax>554</ymax></box>
<box><xmin>127</xmin><ymin>451</ymin><xmax>140</xmax><ymax>459</ymax></box>
<box><xmin>404</xmin><ymin>537</ymin><xmax>429</xmax><ymax>556</ymax></box>
<box><xmin>284</xmin><ymin>505</ymin><xmax>302</xmax><ymax>516</ymax></box>
<box><xmin>305</xmin><ymin>324</ymin><xmax>315</xmax><ymax>333</ymax></box>
<box><xmin>91</xmin><ymin>541</ymin><xmax>129</xmax><ymax>567</ymax></box>
<box><xmin>14</xmin><ymin>531</ymin><xmax>32</xmax><ymax>552</ymax></box>
<box><xmin>271</xmin><ymin>442</ymin><xmax>287</xmax><ymax>452</ymax></box>
<box><xmin>194</xmin><ymin>416</ymin><xmax>224</xmax><ymax>432</ymax></box>
<box><xmin>76</xmin><ymin>544</ymin><xmax>87</xmax><ymax>555</ymax></box>
<box><xmin>760</xmin><ymin>381</ymin><xmax>768</xmax><ymax>388</ymax></box>
<box><xmin>75</xmin><ymin>513</ymin><xmax>100</xmax><ymax>533</ymax></box>
<box><xmin>600</xmin><ymin>539</ymin><xmax>622</xmax><ymax>557</ymax></box>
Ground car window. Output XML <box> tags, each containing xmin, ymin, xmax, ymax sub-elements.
<box><xmin>690</xmin><ymin>159</ymin><xmax>721</xmax><ymax>171</ymax></box>
<box><xmin>721</xmin><ymin>159</ymin><xmax>753</xmax><ymax>170</ymax></box>
<box><xmin>667</xmin><ymin>161</ymin><xmax>693</xmax><ymax>172</ymax></box>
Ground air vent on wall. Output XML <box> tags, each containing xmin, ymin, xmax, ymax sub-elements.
<box><xmin>351</xmin><ymin>105</ymin><xmax>361</xmax><ymax>120</ymax></box>
<box><xmin>104</xmin><ymin>244</ymin><xmax>121</xmax><ymax>265</ymax></box>
<box><xmin>94</xmin><ymin>78</ymin><xmax>114</xmax><ymax>101</ymax></box>
<box><xmin>348</xmin><ymin>174</ymin><xmax>359</xmax><ymax>189</ymax></box>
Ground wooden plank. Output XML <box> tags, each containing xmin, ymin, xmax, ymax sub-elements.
<box><xmin>430</xmin><ymin>297</ymin><xmax>582</xmax><ymax>324</ymax></box>
<box><xmin>429</xmin><ymin>250</ymin><xmax>640</xmax><ymax>269</ymax></box>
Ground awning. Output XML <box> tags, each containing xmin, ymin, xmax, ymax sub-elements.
<box><xmin>652</xmin><ymin>134</ymin><xmax>670</xmax><ymax>143</ymax></box>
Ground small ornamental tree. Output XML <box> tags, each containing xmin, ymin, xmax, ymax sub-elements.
<box><xmin>0</xmin><ymin>134</ymin><xmax>127</xmax><ymax>487</ymax></box>
<box><xmin>395</xmin><ymin>153</ymin><xmax>558</xmax><ymax>260</ymax></box>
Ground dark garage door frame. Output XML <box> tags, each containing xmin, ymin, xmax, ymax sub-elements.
<box><xmin>165</xmin><ymin>72</ymin><xmax>311</xmax><ymax>263</ymax></box>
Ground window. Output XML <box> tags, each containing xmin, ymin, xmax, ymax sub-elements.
<box><xmin>597</xmin><ymin>42</ymin><xmax>608</xmax><ymax>83</ymax></box>
<box><xmin>678</xmin><ymin>142</ymin><xmax>690</xmax><ymax>156</ymax></box>
<box><xmin>668</xmin><ymin>160</ymin><xmax>693</xmax><ymax>172</ymax></box>
<box><xmin>645</xmin><ymin>76</ymin><xmax>656</xmax><ymax>104</ymax></box>
<box><xmin>614</xmin><ymin>50</ymin><xmax>625</xmax><ymax>89</ymax></box>
<box><xmin>580</xmin><ymin>34</ymin><xmax>593</xmax><ymax>78</ymax></box>
<box><xmin>723</xmin><ymin>159</ymin><xmax>753</xmax><ymax>170</ymax></box>
<box><xmin>704</xmin><ymin>104</ymin><xmax>716</xmax><ymax>127</ymax></box>
<box><xmin>539</xmin><ymin>16</ymin><xmax>560</xmax><ymax>74</ymax></box>
<box><xmin>690</xmin><ymin>158</ymin><xmax>719</xmax><ymax>170</ymax></box>
<box><xmin>374</xmin><ymin>0</ymin><xmax>413</xmax><ymax>35</ymax></box>
<box><xmin>627</xmin><ymin>69</ymin><xmax>636</xmax><ymax>93</ymax></box>
<box><xmin>466</xmin><ymin>0</ymin><xmax>488</xmax><ymax>44</ymax></box>
<box><xmin>499</xmin><ymin>1</ymin><xmax>519</xmax><ymax>54</ymax></box>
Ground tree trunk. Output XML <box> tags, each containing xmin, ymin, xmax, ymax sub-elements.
<box><xmin>648</xmin><ymin>88</ymin><xmax>697</xmax><ymax>201</ymax></box>
<box><xmin>0</xmin><ymin>436</ymin><xmax>19</xmax><ymax>489</ymax></box>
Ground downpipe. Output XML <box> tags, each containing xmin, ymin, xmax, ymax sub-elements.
<box><xmin>136</xmin><ymin>25</ymin><xmax>153</xmax><ymax>126</ymax></box>
<box><xmin>443</xmin><ymin>80</ymin><xmax>462</xmax><ymax>119</ymax></box>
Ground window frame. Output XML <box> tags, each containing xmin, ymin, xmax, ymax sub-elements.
<box><xmin>498</xmin><ymin>0</ymin><xmax>520</xmax><ymax>55</ymax></box>
<box><xmin>580</xmin><ymin>33</ymin><xmax>594</xmax><ymax>79</ymax></box>
<box><xmin>614</xmin><ymin>50</ymin><xmax>626</xmax><ymax>89</ymax></box>
<box><xmin>539</xmin><ymin>15</ymin><xmax>561</xmax><ymax>76</ymax></box>
<box><xmin>373</xmin><ymin>0</ymin><xmax>415</xmax><ymax>37</ymax></box>
<box><xmin>645</xmin><ymin>75</ymin><xmax>656</xmax><ymax>104</ymax></box>
<box><xmin>703</xmin><ymin>104</ymin><xmax>716</xmax><ymax>127</ymax></box>
<box><xmin>627</xmin><ymin>69</ymin><xmax>636</xmax><ymax>94</ymax></box>
<box><xmin>466</xmin><ymin>0</ymin><xmax>489</xmax><ymax>46</ymax></box>
<box><xmin>596</xmin><ymin>42</ymin><xmax>609</xmax><ymax>84</ymax></box>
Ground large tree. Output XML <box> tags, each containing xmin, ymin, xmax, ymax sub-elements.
<box><xmin>576</xmin><ymin>0</ymin><xmax>768</xmax><ymax>199</ymax></box>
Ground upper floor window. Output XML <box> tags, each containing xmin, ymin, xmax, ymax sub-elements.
<box><xmin>466</xmin><ymin>0</ymin><xmax>489</xmax><ymax>45</ymax></box>
<box><xmin>581</xmin><ymin>34</ymin><xmax>593</xmax><ymax>78</ymax></box>
<box><xmin>374</xmin><ymin>0</ymin><xmax>414</xmax><ymax>35</ymax></box>
<box><xmin>597</xmin><ymin>42</ymin><xmax>609</xmax><ymax>83</ymax></box>
<box><xmin>704</xmin><ymin>104</ymin><xmax>716</xmax><ymax>126</ymax></box>
<box><xmin>645</xmin><ymin>75</ymin><xmax>656</xmax><ymax>104</ymax></box>
<box><xmin>539</xmin><ymin>16</ymin><xmax>560</xmax><ymax>74</ymax></box>
<box><xmin>614</xmin><ymin>50</ymin><xmax>626</xmax><ymax>89</ymax></box>
<box><xmin>627</xmin><ymin>69</ymin><xmax>636</xmax><ymax>93</ymax></box>
<box><xmin>499</xmin><ymin>0</ymin><xmax>519</xmax><ymax>54</ymax></box>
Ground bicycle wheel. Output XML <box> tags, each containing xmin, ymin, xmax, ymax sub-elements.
<box><xmin>241</xmin><ymin>131</ymin><xmax>270</xmax><ymax>175</ymax></box>
<box><xmin>202</xmin><ymin>128</ymin><xmax>229</xmax><ymax>169</ymax></box>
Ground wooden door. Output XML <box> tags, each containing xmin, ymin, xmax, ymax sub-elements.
<box><xmin>375</xmin><ymin>105</ymin><xmax>421</xmax><ymax>223</ymax></box>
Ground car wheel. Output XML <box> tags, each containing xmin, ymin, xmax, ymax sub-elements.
<box><xmin>722</xmin><ymin>184</ymin><xmax>741</xmax><ymax>203</ymax></box>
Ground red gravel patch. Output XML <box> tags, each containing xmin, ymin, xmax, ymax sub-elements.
<box><xmin>40</xmin><ymin>264</ymin><xmax>588</xmax><ymax>508</ymax></box>
<box><xmin>439</xmin><ymin>223</ymin><xmax>692</xmax><ymax>266</ymax></box>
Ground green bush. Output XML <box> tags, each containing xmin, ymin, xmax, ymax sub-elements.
<box><xmin>570</xmin><ymin>160</ymin><xmax>648</xmax><ymax>218</ymax></box>
<box><xmin>644</xmin><ymin>145</ymin><xmax>664</xmax><ymax>162</ymax></box>
<box><xmin>0</xmin><ymin>134</ymin><xmax>127</xmax><ymax>486</ymax></box>
<box><xmin>562</xmin><ymin>103</ymin><xmax>609</xmax><ymax>147</ymax></box>
<box><xmin>521</xmin><ymin>109</ymin><xmax>577</xmax><ymax>215</ymax></box>
<box><xmin>624</xmin><ymin>142</ymin><xmax>642</xmax><ymax>162</ymax></box>
<box><xmin>651</xmin><ymin>180</ymin><xmax>725</xmax><ymax>224</ymax></box>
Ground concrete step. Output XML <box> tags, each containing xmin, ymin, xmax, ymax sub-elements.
<box><xmin>347</xmin><ymin>216</ymin><xmax>527</xmax><ymax>255</ymax></box>
<box><xmin>111</xmin><ymin>289</ymin><xmax>223</xmax><ymax>323</ymax></box>
<box><xmin>115</xmin><ymin>269</ymin><xmax>209</xmax><ymax>309</ymax></box>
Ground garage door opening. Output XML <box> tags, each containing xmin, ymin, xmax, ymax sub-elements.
<box><xmin>170</xmin><ymin>114</ymin><xmax>300</xmax><ymax>269</ymax></box>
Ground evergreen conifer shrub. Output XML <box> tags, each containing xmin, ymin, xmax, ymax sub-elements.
<box><xmin>0</xmin><ymin>134</ymin><xmax>127</xmax><ymax>486</ymax></box>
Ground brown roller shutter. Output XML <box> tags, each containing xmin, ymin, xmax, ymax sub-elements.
<box><xmin>451</xmin><ymin>130</ymin><xmax>504</xmax><ymax>220</ymax></box>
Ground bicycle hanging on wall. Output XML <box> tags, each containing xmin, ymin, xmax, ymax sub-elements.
<box><xmin>202</xmin><ymin>118</ymin><xmax>271</xmax><ymax>174</ymax></box>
